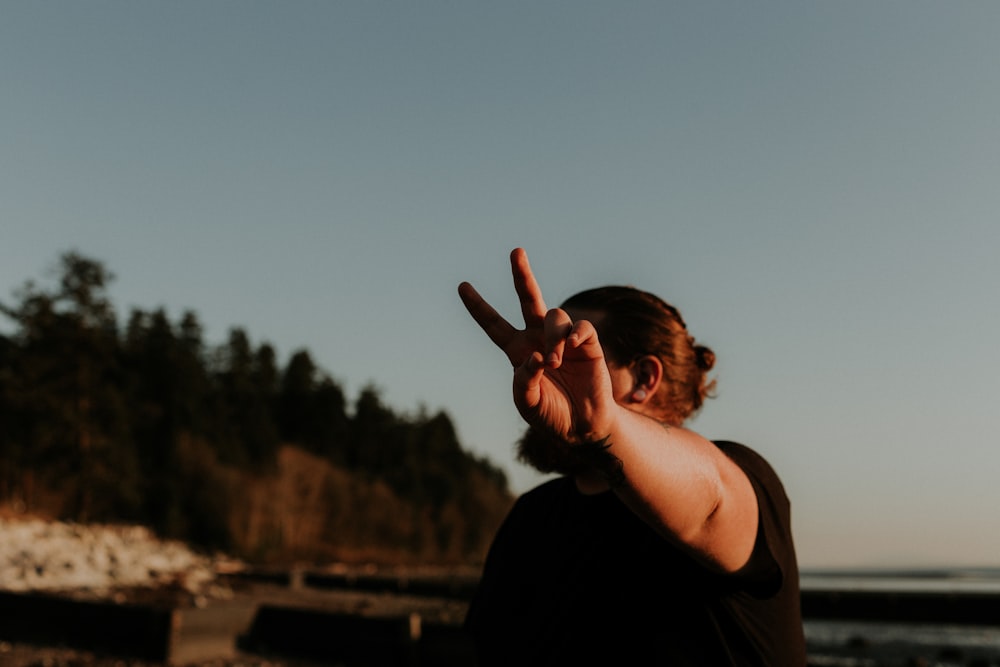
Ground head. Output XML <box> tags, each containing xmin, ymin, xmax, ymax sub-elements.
<box><xmin>517</xmin><ymin>285</ymin><xmax>716</xmax><ymax>474</ymax></box>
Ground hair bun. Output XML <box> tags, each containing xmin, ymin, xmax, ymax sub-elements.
<box><xmin>694</xmin><ymin>345</ymin><xmax>715</xmax><ymax>372</ymax></box>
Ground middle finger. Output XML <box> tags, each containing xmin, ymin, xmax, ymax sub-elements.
<box><xmin>510</xmin><ymin>248</ymin><xmax>547</xmax><ymax>328</ymax></box>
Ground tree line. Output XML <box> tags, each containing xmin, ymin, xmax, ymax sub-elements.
<box><xmin>0</xmin><ymin>252</ymin><xmax>513</xmax><ymax>565</ymax></box>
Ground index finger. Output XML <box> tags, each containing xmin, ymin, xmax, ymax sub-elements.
<box><xmin>510</xmin><ymin>248</ymin><xmax>547</xmax><ymax>327</ymax></box>
<box><xmin>458</xmin><ymin>281</ymin><xmax>517</xmax><ymax>351</ymax></box>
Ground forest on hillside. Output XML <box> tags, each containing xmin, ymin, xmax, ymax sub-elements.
<box><xmin>0</xmin><ymin>252</ymin><xmax>514</xmax><ymax>565</ymax></box>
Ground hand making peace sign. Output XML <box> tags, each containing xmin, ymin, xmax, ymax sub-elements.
<box><xmin>458</xmin><ymin>248</ymin><xmax>618</xmax><ymax>444</ymax></box>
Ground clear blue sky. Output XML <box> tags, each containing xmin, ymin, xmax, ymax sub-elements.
<box><xmin>3</xmin><ymin>2</ymin><xmax>998</xmax><ymax>569</ymax></box>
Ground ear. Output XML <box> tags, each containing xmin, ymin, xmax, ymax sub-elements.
<box><xmin>630</xmin><ymin>355</ymin><xmax>663</xmax><ymax>405</ymax></box>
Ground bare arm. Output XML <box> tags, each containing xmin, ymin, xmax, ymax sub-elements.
<box><xmin>460</xmin><ymin>248</ymin><xmax>759</xmax><ymax>574</ymax></box>
<box><xmin>592</xmin><ymin>409</ymin><xmax>759</xmax><ymax>574</ymax></box>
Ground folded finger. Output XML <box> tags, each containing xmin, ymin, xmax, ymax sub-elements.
<box><xmin>566</xmin><ymin>319</ymin><xmax>604</xmax><ymax>359</ymax></box>
<box><xmin>543</xmin><ymin>308</ymin><xmax>573</xmax><ymax>367</ymax></box>
<box><xmin>513</xmin><ymin>351</ymin><xmax>545</xmax><ymax>412</ymax></box>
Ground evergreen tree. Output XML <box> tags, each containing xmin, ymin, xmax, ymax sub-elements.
<box><xmin>278</xmin><ymin>350</ymin><xmax>350</xmax><ymax>462</ymax></box>
<box><xmin>210</xmin><ymin>328</ymin><xmax>280</xmax><ymax>468</ymax></box>
<box><xmin>350</xmin><ymin>386</ymin><xmax>401</xmax><ymax>474</ymax></box>
<box><xmin>0</xmin><ymin>252</ymin><xmax>138</xmax><ymax>518</ymax></box>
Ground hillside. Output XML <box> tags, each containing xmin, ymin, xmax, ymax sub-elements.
<box><xmin>0</xmin><ymin>251</ymin><xmax>514</xmax><ymax>566</ymax></box>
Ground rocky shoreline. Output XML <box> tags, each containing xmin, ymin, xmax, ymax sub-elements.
<box><xmin>0</xmin><ymin>516</ymin><xmax>235</xmax><ymax>603</ymax></box>
<box><xmin>0</xmin><ymin>515</ymin><xmax>468</xmax><ymax>666</ymax></box>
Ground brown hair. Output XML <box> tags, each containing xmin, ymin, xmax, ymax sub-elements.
<box><xmin>561</xmin><ymin>286</ymin><xmax>716</xmax><ymax>426</ymax></box>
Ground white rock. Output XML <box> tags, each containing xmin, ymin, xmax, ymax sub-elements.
<box><xmin>0</xmin><ymin>517</ymin><xmax>234</xmax><ymax>598</ymax></box>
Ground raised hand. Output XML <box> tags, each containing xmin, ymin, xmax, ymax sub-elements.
<box><xmin>459</xmin><ymin>249</ymin><xmax>617</xmax><ymax>443</ymax></box>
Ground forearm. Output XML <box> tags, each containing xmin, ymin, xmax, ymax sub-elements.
<box><xmin>589</xmin><ymin>408</ymin><xmax>759</xmax><ymax>573</ymax></box>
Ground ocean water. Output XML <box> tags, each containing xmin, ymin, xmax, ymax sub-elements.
<box><xmin>801</xmin><ymin>569</ymin><xmax>1000</xmax><ymax>666</ymax></box>
<box><xmin>801</xmin><ymin>568</ymin><xmax>1000</xmax><ymax>594</ymax></box>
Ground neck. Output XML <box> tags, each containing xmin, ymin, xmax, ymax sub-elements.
<box><xmin>573</xmin><ymin>470</ymin><xmax>611</xmax><ymax>495</ymax></box>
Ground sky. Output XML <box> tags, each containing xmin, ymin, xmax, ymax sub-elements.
<box><xmin>2</xmin><ymin>1</ymin><xmax>998</xmax><ymax>570</ymax></box>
